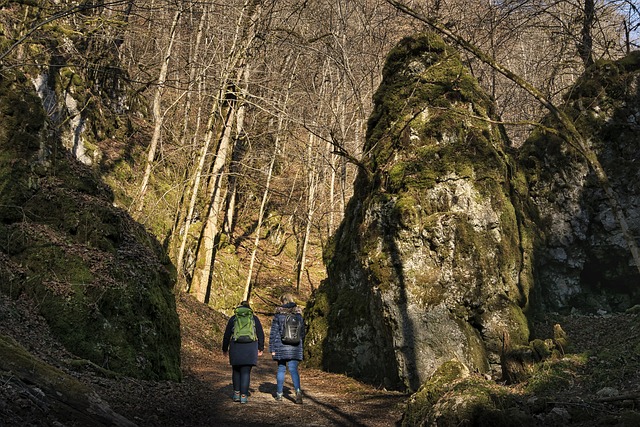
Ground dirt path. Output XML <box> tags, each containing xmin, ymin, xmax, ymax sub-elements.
<box><xmin>192</xmin><ymin>351</ymin><xmax>406</xmax><ymax>427</ymax></box>
<box><xmin>103</xmin><ymin>340</ymin><xmax>407</xmax><ymax>427</ymax></box>
<box><xmin>98</xmin><ymin>296</ymin><xmax>408</xmax><ymax>427</ymax></box>
<box><xmin>0</xmin><ymin>292</ymin><xmax>407</xmax><ymax>426</ymax></box>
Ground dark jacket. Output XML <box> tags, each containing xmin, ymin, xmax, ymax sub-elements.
<box><xmin>222</xmin><ymin>313</ymin><xmax>265</xmax><ymax>366</ymax></box>
<box><xmin>269</xmin><ymin>302</ymin><xmax>305</xmax><ymax>361</ymax></box>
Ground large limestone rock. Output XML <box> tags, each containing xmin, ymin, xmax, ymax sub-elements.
<box><xmin>0</xmin><ymin>70</ymin><xmax>181</xmax><ymax>381</ymax></box>
<box><xmin>305</xmin><ymin>33</ymin><xmax>531</xmax><ymax>391</ymax></box>
<box><xmin>519</xmin><ymin>52</ymin><xmax>640</xmax><ymax>312</ymax></box>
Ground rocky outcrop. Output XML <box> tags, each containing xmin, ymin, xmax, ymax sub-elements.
<box><xmin>519</xmin><ymin>52</ymin><xmax>640</xmax><ymax>313</ymax></box>
<box><xmin>0</xmin><ymin>69</ymin><xmax>181</xmax><ymax>381</ymax></box>
<box><xmin>305</xmin><ymin>34</ymin><xmax>640</xmax><ymax>392</ymax></box>
<box><xmin>305</xmin><ymin>33</ymin><xmax>531</xmax><ymax>391</ymax></box>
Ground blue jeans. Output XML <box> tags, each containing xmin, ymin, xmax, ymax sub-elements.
<box><xmin>276</xmin><ymin>359</ymin><xmax>300</xmax><ymax>394</ymax></box>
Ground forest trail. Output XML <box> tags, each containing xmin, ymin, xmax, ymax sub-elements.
<box><xmin>96</xmin><ymin>293</ymin><xmax>408</xmax><ymax>427</ymax></box>
<box><xmin>93</xmin><ymin>293</ymin><xmax>640</xmax><ymax>427</ymax></box>
<box><xmin>187</xmin><ymin>348</ymin><xmax>406</xmax><ymax>426</ymax></box>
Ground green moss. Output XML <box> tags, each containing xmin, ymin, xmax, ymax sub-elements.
<box><xmin>366</xmin><ymin>32</ymin><xmax>494</xmax><ymax>174</ymax></box>
<box><xmin>60</xmin><ymin>67</ymin><xmax>85</xmax><ymax>89</ymax></box>
<box><xmin>0</xmin><ymin>333</ymin><xmax>94</xmax><ymax>396</ymax></box>
<box><xmin>442</xmin><ymin>377</ymin><xmax>532</xmax><ymax>427</ymax></box>
<box><xmin>459</xmin><ymin>319</ymin><xmax>491</xmax><ymax>372</ymax></box>
<box><xmin>1</xmin><ymin>90</ymin><xmax>181</xmax><ymax>381</ymax></box>
<box><xmin>303</xmin><ymin>284</ymin><xmax>331</xmax><ymax>368</ymax></box>
<box><xmin>367</xmin><ymin>251</ymin><xmax>395</xmax><ymax>292</ymax></box>
<box><xmin>0</xmin><ymin>71</ymin><xmax>46</xmax><ymax>154</ymax></box>
<box><xmin>530</xmin><ymin>338</ymin><xmax>553</xmax><ymax>361</ymax></box>
<box><xmin>198</xmin><ymin>246</ymin><xmax>246</xmax><ymax>314</ymax></box>
<box><xmin>525</xmin><ymin>354</ymin><xmax>586</xmax><ymax>395</ymax></box>
<box><xmin>409</xmin><ymin>271</ymin><xmax>446</xmax><ymax>307</ymax></box>
<box><xmin>404</xmin><ymin>363</ymin><xmax>535</xmax><ymax>427</ymax></box>
<box><xmin>508</xmin><ymin>302</ymin><xmax>530</xmax><ymax>345</ymax></box>
<box><xmin>6</xmin><ymin>229</ymin><xmax>181</xmax><ymax>381</ymax></box>
<box><xmin>616</xmin><ymin>50</ymin><xmax>640</xmax><ymax>71</ymax></box>
<box><xmin>402</xmin><ymin>360</ymin><xmax>468</xmax><ymax>426</ymax></box>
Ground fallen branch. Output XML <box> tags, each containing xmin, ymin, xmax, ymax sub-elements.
<box><xmin>595</xmin><ymin>391</ymin><xmax>640</xmax><ymax>403</ymax></box>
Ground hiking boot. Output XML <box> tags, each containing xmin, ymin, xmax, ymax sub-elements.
<box><xmin>232</xmin><ymin>391</ymin><xmax>241</xmax><ymax>402</ymax></box>
<box><xmin>295</xmin><ymin>389</ymin><xmax>303</xmax><ymax>404</ymax></box>
<box><xmin>274</xmin><ymin>393</ymin><xmax>283</xmax><ymax>401</ymax></box>
<box><xmin>240</xmin><ymin>394</ymin><xmax>248</xmax><ymax>404</ymax></box>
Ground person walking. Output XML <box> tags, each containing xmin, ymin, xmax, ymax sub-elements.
<box><xmin>222</xmin><ymin>301</ymin><xmax>265</xmax><ymax>404</ymax></box>
<box><xmin>269</xmin><ymin>294</ymin><xmax>305</xmax><ymax>404</ymax></box>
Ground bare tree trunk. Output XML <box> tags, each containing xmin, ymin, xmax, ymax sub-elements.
<box><xmin>296</xmin><ymin>131</ymin><xmax>319</xmax><ymax>291</ymax></box>
<box><xmin>224</xmin><ymin>75</ymin><xmax>248</xmax><ymax>237</ymax></box>
<box><xmin>579</xmin><ymin>0</ymin><xmax>595</xmax><ymax>67</ymax></box>
<box><xmin>136</xmin><ymin>8</ymin><xmax>182</xmax><ymax>212</ymax></box>
<box><xmin>243</xmin><ymin>57</ymin><xmax>297</xmax><ymax>300</ymax></box>
<box><xmin>175</xmin><ymin>94</ymin><xmax>223</xmax><ymax>289</ymax></box>
<box><xmin>192</xmin><ymin>101</ymin><xmax>237</xmax><ymax>303</ymax></box>
<box><xmin>168</xmin><ymin>4</ymin><xmax>209</xmax><ymax>261</ymax></box>
<box><xmin>176</xmin><ymin>0</ymin><xmax>261</xmax><ymax>289</ymax></box>
<box><xmin>243</xmin><ymin>127</ymin><xmax>277</xmax><ymax>301</ymax></box>
<box><xmin>223</xmin><ymin>162</ymin><xmax>239</xmax><ymax>236</ymax></box>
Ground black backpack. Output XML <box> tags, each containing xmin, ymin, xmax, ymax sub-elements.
<box><xmin>281</xmin><ymin>313</ymin><xmax>302</xmax><ymax>345</ymax></box>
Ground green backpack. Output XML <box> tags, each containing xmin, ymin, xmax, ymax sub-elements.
<box><xmin>232</xmin><ymin>306</ymin><xmax>257</xmax><ymax>343</ymax></box>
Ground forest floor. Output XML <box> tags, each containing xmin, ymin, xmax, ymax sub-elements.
<box><xmin>0</xmin><ymin>292</ymin><xmax>407</xmax><ymax>427</ymax></box>
<box><xmin>2</xmin><ymin>291</ymin><xmax>639</xmax><ymax>426</ymax></box>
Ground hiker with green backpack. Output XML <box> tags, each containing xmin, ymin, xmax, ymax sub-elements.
<box><xmin>222</xmin><ymin>300</ymin><xmax>265</xmax><ymax>404</ymax></box>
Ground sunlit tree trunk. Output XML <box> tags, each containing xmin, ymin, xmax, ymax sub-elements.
<box><xmin>175</xmin><ymin>92</ymin><xmax>225</xmax><ymax>289</ymax></box>
<box><xmin>190</xmin><ymin>1</ymin><xmax>264</xmax><ymax>302</ymax></box>
<box><xmin>168</xmin><ymin>4</ymin><xmax>209</xmax><ymax>261</ymax></box>
<box><xmin>296</xmin><ymin>131</ymin><xmax>319</xmax><ymax>291</ymax></box>
<box><xmin>192</xmin><ymin>100</ymin><xmax>237</xmax><ymax>303</ymax></box>
<box><xmin>243</xmin><ymin>56</ymin><xmax>298</xmax><ymax>300</ymax></box>
<box><xmin>243</xmin><ymin>124</ymin><xmax>277</xmax><ymax>301</ymax></box>
<box><xmin>136</xmin><ymin>8</ymin><xmax>182</xmax><ymax>213</ymax></box>
<box><xmin>176</xmin><ymin>0</ymin><xmax>261</xmax><ymax>290</ymax></box>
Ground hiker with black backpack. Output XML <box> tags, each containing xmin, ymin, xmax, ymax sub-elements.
<box><xmin>222</xmin><ymin>300</ymin><xmax>265</xmax><ymax>404</ymax></box>
<box><xmin>269</xmin><ymin>294</ymin><xmax>305</xmax><ymax>404</ymax></box>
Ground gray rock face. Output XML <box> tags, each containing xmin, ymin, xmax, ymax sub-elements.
<box><xmin>520</xmin><ymin>52</ymin><xmax>640</xmax><ymax>313</ymax></box>
<box><xmin>305</xmin><ymin>36</ymin><xmax>640</xmax><ymax>392</ymax></box>
<box><xmin>305</xmin><ymin>33</ymin><xmax>530</xmax><ymax>391</ymax></box>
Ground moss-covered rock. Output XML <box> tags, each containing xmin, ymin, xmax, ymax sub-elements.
<box><xmin>518</xmin><ymin>51</ymin><xmax>640</xmax><ymax>313</ymax></box>
<box><xmin>401</xmin><ymin>360</ymin><xmax>469</xmax><ymax>426</ymax></box>
<box><xmin>402</xmin><ymin>360</ymin><xmax>534</xmax><ymax>427</ymax></box>
<box><xmin>0</xmin><ymin>334</ymin><xmax>136</xmax><ymax>426</ymax></box>
<box><xmin>305</xmin><ymin>32</ymin><xmax>531</xmax><ymax>391</ymax></box>
<box><xmin>0</xmin><ymin>70</ymin><xmax>181</xmax><ymax>381</ymax></box>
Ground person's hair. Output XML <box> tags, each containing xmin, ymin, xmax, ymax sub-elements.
<box><xmin>240</xmin><ymin>300</ymin><xmax>251</xmax><ymax>308</ymax></box>
<box><xmin>280</xmin><ymin>294</ymin><xmax>295</xmax><ymax>305</ymax></box>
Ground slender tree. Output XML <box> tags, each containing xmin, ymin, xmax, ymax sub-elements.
<box><xmin>136</xmin><ymin>7</ymin><xmax>182</xmax><ymax>212</ymax></box>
